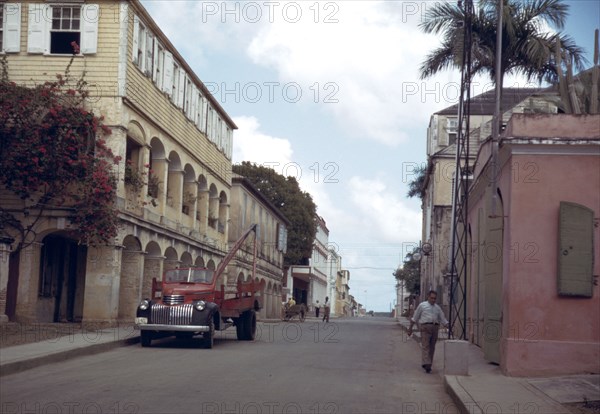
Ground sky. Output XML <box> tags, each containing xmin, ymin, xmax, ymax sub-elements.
<box><xmin>140</xmin><ymin>0</ymin><xmax>600</xmax><ymax>311</ymax></box>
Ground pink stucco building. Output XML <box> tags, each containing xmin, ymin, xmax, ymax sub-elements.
<box><xmin>468</xmin><ymin>114</ymin><xmax>600</xmax><ymax>376</ymax></box>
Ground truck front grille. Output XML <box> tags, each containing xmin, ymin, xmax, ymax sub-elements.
<box><xmin>151</xmin><ymin>303</ymin><xmax>193</xmax><ymax>325</ymax></box>
<box><xmin>162</xmin><ymin>295</ymin><xmax>184</xmax><ymax>305</ymax></box>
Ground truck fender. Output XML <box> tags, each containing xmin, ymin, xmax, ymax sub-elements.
<box><xmin>192</xmin><ymin>302</ymin><xmax>220</xmax><ymax>329</ymax></box>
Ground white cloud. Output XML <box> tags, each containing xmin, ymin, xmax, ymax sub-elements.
<box><xmin>245</xmin><ymin>1</ymin><xmax>461</xmax><ymax>146</ymax></box>
<box><xmin>232</xmin><ymin>116</ymin><xmax>294</xmax><ymax>166</ymax></box>
<box><xmin>348</xmin><ymin>176</ymin><xmax>421</xmax><ymax>244</ymax></box>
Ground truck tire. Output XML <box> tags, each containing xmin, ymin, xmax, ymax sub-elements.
<box><xmin>237</xmin><ymin>310</ymin><xmax>257</xmax><ymax>341</ymax></box>
<box><xmin>235</xmin><ymin>317</ymin><xmax>245</xmax><ymax>340</ymax></box>
<box><xmin>140</xmin><ymin>331</ymin><xmax>153</xmax><ymax>347</ymax></box>
<box><xmin>244</xmin><ymin>309</ymin><xmax>257</xmax><ymax>341</ymax></box>
<box><xmin>201</xmin><ymin>317</ymin><xmax>214</xmax><ymax>349</ymax></box>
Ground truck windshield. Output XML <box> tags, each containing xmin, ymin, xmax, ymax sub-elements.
<box><xmin>164</xmin><ymin>268</ymin><xmax>214</xmax><ymax>284</ymax></box>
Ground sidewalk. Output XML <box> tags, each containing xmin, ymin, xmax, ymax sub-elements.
<box><xmin>397</xmin><ymin>317</ymin><xmax>600</xmax><ymax>414</ymax></box>
<box><xmin>0</xmin><ymin>323</ymin><xmax>139</xmax><ymax>377</ymax></box>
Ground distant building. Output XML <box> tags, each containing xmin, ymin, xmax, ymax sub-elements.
<box><xmin>287</xmin><ymin>216</ymin><xmax>329</xmax><ymax>308</ymax></box>
<box><xmin>229</xmin><ymin>175</ymin><xmax>290</xmax><ymax>320</ymax></box>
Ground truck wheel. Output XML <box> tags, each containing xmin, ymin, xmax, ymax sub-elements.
<box><xmin>202</xmin><ymin>317</ymin><xmax>214</xmax><ymax>349</ymax></box>
<box><xmin>235</xmin><ymin>317</ymin><xmax>245</xmax><ymax>340</ymax></box>
<box><xmin>140</xmin><ymin>331</ymin><xmax>153</xmax><ymax>347</ymax></box>
<box><xmin>244</xmin><ymin>310</ymin><xmax>257</xmax><ymax>341</ymax></box>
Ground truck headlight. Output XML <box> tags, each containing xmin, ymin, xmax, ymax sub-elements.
<box><xmin>195</xmin><ymin>300</ymin><xmax>206</xmax><ymax>311</ymax></box>
<box><xmin>139</xmin><ymin>300</ymin><xmax>150</xmax><ymax>311</ymax></box>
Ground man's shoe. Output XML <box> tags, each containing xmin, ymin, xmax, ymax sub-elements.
<box><xmin>426</xmin><ymin>367</ymin><xmax>432</xmax><ymax>373</ymax></box>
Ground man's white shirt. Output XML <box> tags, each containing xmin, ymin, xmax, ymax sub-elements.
<box><xmin>412</xmin><ymin>301</ymin><xmax>448</xmax><ymax>325</ymax></box>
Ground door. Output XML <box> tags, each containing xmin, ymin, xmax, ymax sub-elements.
<box><xmin>483</xmin><ymin>197</ymin><xmax>503</xmax><ymax>364</ymax></box>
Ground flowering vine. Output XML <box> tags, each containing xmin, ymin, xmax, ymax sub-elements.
<box><xmin>0</xmin><ymin>44</ymin><xmax>121</xmax><ymax>250</ymax></box>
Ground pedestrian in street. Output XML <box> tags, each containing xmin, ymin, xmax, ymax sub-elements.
<box><xmin>408</xmin><ymin>290</ymin><xmax>448</xmax><ymax>373</ymax></box>
<box><xmin>315</xmin><ymin>300</ymin><xmax>320</xmax><ymax>318</ymax></box>
<box><xmin>322</xmin><ymin>296</ymin><xmax>330</xmax><ymax>323</ymax></box>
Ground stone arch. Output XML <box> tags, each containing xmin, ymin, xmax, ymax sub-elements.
<box><xmin>195</xmin><ymin>256</ymin><xmax>206</xmax><ymax>268</ymax></box>
<box><xmin>218</xmin><ymin>190</ymin><xmax>228</xmax><ymax>234</ymax></box>
<box><xmin>164</xmin><ymin>247</ymin><xmax>179</xmax><ymax>272</ymax></box>
<box><xmin>182</xmin><ymin>164</ymin><xmax>197</xmax><ymax>218</ymax></box>
<box><xmin>208</xmin><ymin>184</ymin><xmax>219</xmax><ymax>229</ymax></box>
<box><xmin>119</xmin><ymin>235</ymin><xmax>143</xmax><ymax>321</ymax></box>
<box><xmin>196</xmin><ymin>175</ymin><xmax>209</xmax><ymax>231</ymax></box>
<box><xmin>142</xmin><ymin>241</ymin><xmax>162</xmax><ymax>300</ymax></box>
<box><xmin>206</xmin><ymin>259</ymin><xmax>216</xmax><ymax>271</ymax></box>
<box><xmin>180</xmin><ymin>251</ymin><xmax>193</xmax><ymax>267</ymax></box>
<box><xmin>127</xmin><ymin>121</ymin><xmax>146</xmax><ymax>145</ymax></box>
<box><xmin>166</xmin><ymin>151</ymin><xmax>183</xmax><ymax>210</ymax></box>
<box><xmin>148</xmin><ymin>138</ymin><xmax>166</xmax><ymax>201</ymax></box>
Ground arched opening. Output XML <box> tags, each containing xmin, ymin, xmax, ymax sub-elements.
<box><xmin>180</xmin><ymin>251</ymin><xmax>193</xmax><ymax>267</ymax></box>
<box><xmin>118</xmin><ymin>235</ymin><xmax>143</xmax><ymax>321</ymax></box>
<box><xmin>143</xmin><ymin>241</ymin><xmax>162</xmax><ymax>300</ymax></box>
<box><xmin>37</xmin><ymin>233</ymin><xmax>87</xmax><ymax>323</ymax></box>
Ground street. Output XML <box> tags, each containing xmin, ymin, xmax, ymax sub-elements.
<box><xmin>1</xmin><ymin>317</ymin><xmax>458</xmax><ymax>414</ymax></box>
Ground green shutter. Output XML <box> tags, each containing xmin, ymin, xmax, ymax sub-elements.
<box><xmin>558</xmin><ymin>202</ymin><xmax>594</xmax><ymax>297</ymax></box>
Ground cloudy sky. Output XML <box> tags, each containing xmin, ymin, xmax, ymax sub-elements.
<box><xmin>141</xmin><ymin>0</ymin><xmax>599</xmax><ymax>311</ymax></box>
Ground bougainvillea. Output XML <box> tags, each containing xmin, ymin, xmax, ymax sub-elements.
<box><xmin>0</xmin><ymin>47</ymin><xmax>121</xmax><ymax>249</ymax></box>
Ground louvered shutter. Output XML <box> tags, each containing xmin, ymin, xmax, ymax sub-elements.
<box><xmin>3</xmin><ymin>3</ymin><xmax>21</xmax><ymax>52</ymax></box>
<box><xmin>27</xmin><ymin>3</ymin><xmax>49</xmax><ymax>54</ymax></box>
<box><xmin>558</xmin><ymin>201</ymin><xmax>594</xmax><ymax>297</ymax></box>
<box><xmin>80</xmin><ymin>4</ymin><xmax>99</xmax><ymax>54</ymax></box>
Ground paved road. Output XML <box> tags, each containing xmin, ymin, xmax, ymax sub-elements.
<box><xmin>1</xmin><ymin>317</ymin><xmax>458</xmax><ymax>414</ymax></box>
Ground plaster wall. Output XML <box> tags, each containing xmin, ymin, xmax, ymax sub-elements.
<box><xmin>501</xmin><ymin>150</ymin><xmax>600</xmax><ymax>376</ymax></box>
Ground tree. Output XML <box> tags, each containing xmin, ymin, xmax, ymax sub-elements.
<box><xmin>232</xmin><ymin>162</ymin><xmax>318</xmax><ymax>266</ymax></box>
<box><xmin>394</xmin><ymin>248</ymin><xmax>421</xmax><ymax>295</ymax></box>
<box><xmin>419</xmin><ymin>0</ymin><xmax>586</xmax><ymax>90</ymax></box>
<box><xmin>0</xmin><ymin>50</ymin><xmax>120</xmax><ymax>253</ymax></box>
<box><xmin>406</xmin><ymin>164</ymin><xmax>427</xmax><ymax>200</ymax></box>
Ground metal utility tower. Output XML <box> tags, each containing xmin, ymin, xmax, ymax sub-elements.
<box><xmin>448</xmin><ymin>0</ymin><xmax>474</xmax><ymax>340</ymax></box>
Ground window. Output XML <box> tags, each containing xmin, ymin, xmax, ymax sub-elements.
<box><xmin>50</xmin><ymin>6</ymin><xmax>80</xmax><ymax>54</ymax></box>
<box><xmin>28</xmin><ymin>4</ymin><xmax>98</xmax><ymax>55</ymax></box>
<box><xmin>448</xmin><ymin>133</ymin><xmax>457</xmax><ymax>146</ymax></box>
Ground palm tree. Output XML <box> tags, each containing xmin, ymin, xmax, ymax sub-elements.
<box><xmin>419</xmin><ymin>0</ymin><xmax>586</xmax><ymax>90</ymax></box>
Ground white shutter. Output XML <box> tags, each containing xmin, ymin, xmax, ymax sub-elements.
<box><xmin>162</xmin><ymin>51</ymin><xmax>173</xmax><ymax>94</ymax></box>
<box><xmin>80</xmin><ymin>4</ymin><xmax>99</xmax><ymax>54</ymax></box>
<box><xmin>152</xmin><ymin>39</ymin><xmax>159</xmax><ymax>82</ymax></box>
<box><xmin>197</xmin><ymin>94</ymin><xmax>205</xmax><ymax>130</ymax></box>
<box><xmin>3</xmin><ymin>3</ymin><xmax>21</xmax><ymax>52</ymax></box>
<box><xmin>27</xmin><ymin>4</ymin><xmax>49</xmax><ymax>54</ymax></box>
<box><xmin>177</xmin><ymin>71</ymin><xmax>186</xmax><ymax>108</ymax></box>
<box><xmin>132</xmin><ymin>15</ymin><xmax>139</xmax><ymax>62</ymax></box>
<box><xmin>190</xmin><ymin>85</ymin><xmax>198</xmax><ymax>121</ymax></box>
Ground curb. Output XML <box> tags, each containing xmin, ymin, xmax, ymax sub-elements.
<box><xmin>0</xmin><ymin>336</ymin><xmax>139</xmax><ymax>378</ymax></box>
<box><xmin>444</xmin><ymin>376</ymin><xmax>483</xmax><ymax>414</ymax></box>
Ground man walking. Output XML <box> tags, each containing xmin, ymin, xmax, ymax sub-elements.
<box><xmin>322</xmin><ymin>296</ymin><xmax>330</xmax><ymax>323</ymax></box>
<box><xmin>408</xmin><ymin>290</ymin><xmax>448</xmax><ymax>373</ymax></box>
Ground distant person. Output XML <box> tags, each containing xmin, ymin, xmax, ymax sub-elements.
<box><xmin>322</xmin><ymin>296</ymin><xmax>330</xmax><ymax>323</ymax></box>
<box><xmin>314</xmin><ymin>300</ymin><xmax>320</xmax><ymax>318</ymax></box>
<box><xmin>408</xmin><ymin>290</ymin><xmax>448</xmax><ymax>374</ymax></box>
